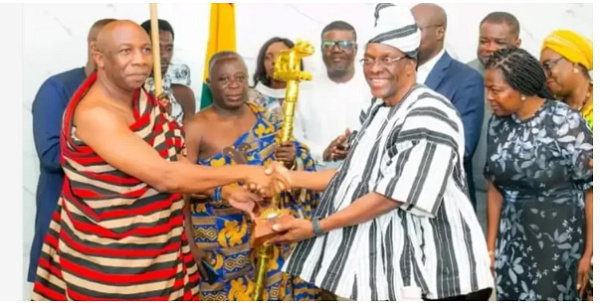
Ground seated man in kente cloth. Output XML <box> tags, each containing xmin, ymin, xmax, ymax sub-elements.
<box><xmin>183</xmin><ymin>51</ymin><xmax>320</xmax><ymax>301</ymax></box>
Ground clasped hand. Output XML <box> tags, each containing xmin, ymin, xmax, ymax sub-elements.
<box><xmin>228</xmin><ymin>163</ymin><xmax>318</xmax><ymax>245</ymax></box>
<box><xmin>225</xmin><ymin>162</ymin><xmax>292</xmax><ymax>219</ymax></box>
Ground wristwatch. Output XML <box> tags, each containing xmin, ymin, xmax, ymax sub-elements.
<box><xmin>312</xmin><ymin>216</ymin><xmax>325</xmax><ymax>237</ymax></box>
<box><xmin>213</xmin><ymin>186</ymin><xmax>222</xmax><ymax>202</ymax></box>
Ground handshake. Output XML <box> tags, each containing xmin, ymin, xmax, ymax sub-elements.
<box><xmin>224</xmin><ymin>162</ymin><xmax>293</xmax><ymax>220</ymax></box>
<box><xmin>228</xmin><ymin>161</ymin><xmax>320</xmax><ymax>245</ymax></box>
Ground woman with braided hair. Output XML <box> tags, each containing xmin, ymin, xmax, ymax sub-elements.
<box><xmin>484</xmin><ymin>47</ymin><xmax>593</xmax><ymax>301</ymax></box>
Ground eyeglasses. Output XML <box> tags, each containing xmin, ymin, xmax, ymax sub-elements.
<box><xmin>542</xmin><ymin>57</ymin><xmax>564</xmax><ymax>72</ymax></box>
<box><xmin>322</xmin><ymin>40</ymin><xmax>356</xmax><ymax>50</ymax></box>
<box><xmin>360</xmin><ymin>56</ymin><xmax>408</xmax><ymax>67</ymax></box>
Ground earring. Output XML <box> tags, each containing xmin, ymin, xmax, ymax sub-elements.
<box><xmin>521</xmin><ymin>95</ymin><xmax>526</xmax><ymax>101</ymax></box>
<box><xmin>574</xmin><ymin>68</ymin><xmax>580</xmax><ymax>74</ymax></box>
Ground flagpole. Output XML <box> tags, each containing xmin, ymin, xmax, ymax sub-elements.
<box><xmin>149</xmin><ymin>3</ymin><xmax>163</xmax><ymax>97</ymax></box>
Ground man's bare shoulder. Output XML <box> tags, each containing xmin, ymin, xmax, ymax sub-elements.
<box><xmin>186</xmin><ymin>107</ymin><xmax>215</xmax><ymax>132</ymax></box>
<box><xmin>73</xmin><ymin>87</ymin><xmax>128</xmax><ymax>133</ymax></box>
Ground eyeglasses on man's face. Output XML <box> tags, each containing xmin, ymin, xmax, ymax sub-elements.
<box><xmin>322</xmin><ymin>40</ymin><xmax>356</xmax><ymax>50</ymax></box>
<box><xmin>360</xmin><ymin>55</ymin><xmax>408</xmax><ymax>67</ymax></box>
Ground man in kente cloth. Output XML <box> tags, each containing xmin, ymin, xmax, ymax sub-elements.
<box><xmin>31</xmin><ymin>21</ymin><xmax>286</xmax><ymax>301</ymax></box>
<box><xmin>183</xmin><ymin>51</ymin><xmax>320</xmax><ymax>301</ymax></box>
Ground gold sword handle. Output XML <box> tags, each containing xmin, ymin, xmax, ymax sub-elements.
<box><xmin>251</xmin><ymin>39</ymin><xmax>314</xmax><ymax>301</ymax></box>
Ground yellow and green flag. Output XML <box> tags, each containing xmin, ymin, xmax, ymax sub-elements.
<box><xmin>200</xmin><ymin>3</ymin><xmax>236</xmax><ymax>110</ymax></box>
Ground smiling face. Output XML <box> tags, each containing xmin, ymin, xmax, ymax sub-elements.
<box><xmin>209</xmin><ymin>56</ymin><xmax>249</xmax><ymax>110</ymax></box>
<box><xmin>322</xmin><ymin>30</ymin><xmax>357</xmax><ymax>78</ymax></box>
<box><xmin>363</xmin><ymin>43</ymin><xmax>415</xmax><ymax>103</ymax></box>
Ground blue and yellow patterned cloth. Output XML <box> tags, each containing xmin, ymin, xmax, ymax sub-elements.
<box><xmin>190</xmin><ymin>103</ymin><xmax>320</xmax><ymax>301</ymax></box>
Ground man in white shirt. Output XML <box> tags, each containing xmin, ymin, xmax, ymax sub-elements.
<box><xmin>415</xmin><ymin>42</ymin><xmax>445</xmax><ymax>85</ymax></box>
<box><xmin>411</xmin><ymin>4</ymin><xmax>485</xmax><ymax>210</ymax></box>
<box><xmin>140</xmin><ymin>19</ymin><xmax>196</xmax><ymax>126</ymax></box>
<box><xmin>294</xmin><ymin>21</ymin><xmax>372</xmax><ymax>170</ymax></box>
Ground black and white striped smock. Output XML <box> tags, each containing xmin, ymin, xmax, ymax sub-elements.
<box><xmin>283</xmin><ymin>84</ymin><xmax>494</xmax><ymax>300</ymax></box>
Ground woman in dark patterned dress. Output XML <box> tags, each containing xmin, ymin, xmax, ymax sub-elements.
<box><xmin>540</xmin><ymin>31</ymin><xmax>594</xmax><ymax>299</ymax></box>
<box><xmin>484</xmin><ymin>47</ymin><xmax>593</xmax><ymax>301</ymax></box>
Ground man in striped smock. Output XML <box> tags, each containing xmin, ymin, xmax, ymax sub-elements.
<box><xmin>268</xmin><ymin>4</ymin><xmax>494</xmax><ymax>301</ymax></box>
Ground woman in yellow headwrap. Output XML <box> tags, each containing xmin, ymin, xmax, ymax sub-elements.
<box><xmin>542</xmin><ymin>29</ymin><xmax>593</xmax><ymax>301</ymax></box>
<box><xmin>541</xmin><ymin>30</ymin><xmax>593</xmax><ymax>132</ymax></box>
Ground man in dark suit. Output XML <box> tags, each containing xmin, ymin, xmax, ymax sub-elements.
<box><xmin>411</xmin><ymin>4</ymin><xmax>485</xmax><ymax>210</ymax></box>
<box><xmin>29</xmin><ymin>18</ymin><xmax>116</xmax><ymax>283</ymax></box>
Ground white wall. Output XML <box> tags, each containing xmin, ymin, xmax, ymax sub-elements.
<box><xmin>22</xmin><ymin>3</ymin><xmax>592</xmax><ymax>298</ymax></box>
